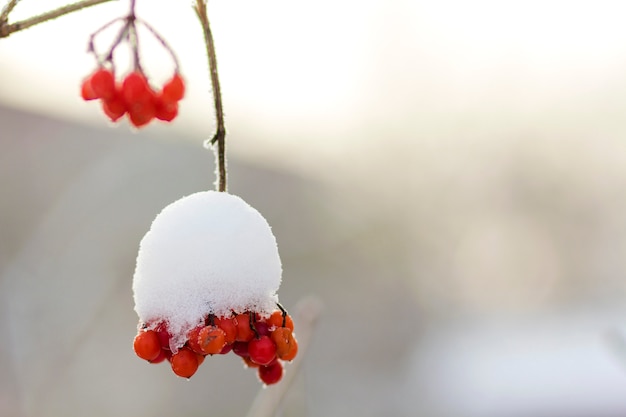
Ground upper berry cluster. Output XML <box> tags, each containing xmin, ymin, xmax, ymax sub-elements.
<box><xmin>81</xmin><ymin>69</ymin><xmax>185</xmax><ymax>127</ymax></box>
<box><xmin>81</xmin><ymin>3</ymin><xmax>184</xmax><ymax>128</ymax></box>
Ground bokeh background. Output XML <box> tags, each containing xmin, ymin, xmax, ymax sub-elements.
<box><xmin>2</xmin><ymin>0</ymin><xmax>626</xmax><ymax>416</ymax></box>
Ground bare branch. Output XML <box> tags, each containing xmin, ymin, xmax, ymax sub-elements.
<box><xmin>194</xmin><ymin>0</ymin><xmax>227</xmax><ymax>192</ymax></box>
<box><xmin>1</xmin><ymin>0</ymin><xmax>21</xmax><ymax>24</ymax></box>
<box><xmin>1</xmin><ymin>0</ymin><xmax>115</xmax><ymax>39</ymax></box>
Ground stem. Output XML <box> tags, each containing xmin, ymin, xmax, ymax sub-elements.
<box><xmin>248</xmin><ymin>313</ymin><xmax>259</xmax><ymax>339</ymax></box>
<box><xmin>0</xmin><ymin>0</ymin><xmax>115</xmax><ymax>38</ymax></box>
<box><xmin>137</xmin><ymin>19</ymin><xmax>180</xmax><ymax>72</ymax></box>
<box><xmin>87</xmin><ymin>17</ymin><xmax>124</xmax><ymax>66</ymax></box>
<box><xmin>194</xmin><ymin>0</ymin><xmax>227</xmax><ymax>192</ymax></box>
<box><xmin>127</xmin><ymin>20</ymin><xmax>143</xmax><ymax>72</ymax></box>
<box><xmin>0</xmin><ymin>0</ymin><xmax>20</xmax><ymax>23</ymax></box>
<box><xmin>276</xmin><ymin>302</ymin><xmax>288</xmax><ymax>327</ymax></box>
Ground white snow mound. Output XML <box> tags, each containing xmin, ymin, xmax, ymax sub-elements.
<box><xmin>133</xmin><ymin>191</ymin><xmax>282</xmax><ymax>350</ymax></box>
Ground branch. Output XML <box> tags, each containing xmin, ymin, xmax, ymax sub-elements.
<box><xmin>606</xmin><ymin>329</ymin><xmax>626</xmax><ymax>372</ymax></box>
<box><xmin>0</xmin><ymin>0</ymin><xmax>115</xmax><ymax>39</ymax></box>
<box><xmin>194</xmin><ymin>0</ymin><xmax>227</xmax><ymax>192</ymax></box>
<box><xmin>0</xmin><ymin>0</ymin><xmax>20</xmax><ymax>24</ymax></box>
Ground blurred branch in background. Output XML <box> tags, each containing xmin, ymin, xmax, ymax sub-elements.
<box><xmin>246</xmin><ymin>296</ymin><xmax>323</xmax><ymax>417</ymax></box>
<box><xmin>606</xmin><ymin>329</ymin><xmax>626</xmax><ymax>373</ymax></box>
<box><xmin>0</xmin><ymin>0</ymin><xmax>115</xmax><ymax>38</ymax></box>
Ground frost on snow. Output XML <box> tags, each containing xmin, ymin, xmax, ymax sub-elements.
<box><xmin>133</xmin><ymin>191</ymin><xmax>282</xmax><ymax>350</ymax></box>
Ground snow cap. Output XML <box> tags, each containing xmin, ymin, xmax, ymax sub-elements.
<box><xmin>133</xmin><ymin>191</ymin><xmax>282</xmax><ymax>350</ymax></box>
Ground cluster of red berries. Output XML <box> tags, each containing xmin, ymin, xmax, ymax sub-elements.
<box><xmin>81</xmin><ymin>68</ymin><xmax>185</xmax><ymax>128</ymax></box>
<box><xmin>133</xmin><ymin>309</ymin><xmax>298</xmax><ymax>385</ymax></box>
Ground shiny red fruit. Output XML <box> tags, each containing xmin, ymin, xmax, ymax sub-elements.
<box><xmin>133</xmin><ymin>330</ymin><xmax>161</xmax><ymax>361</ymax></box>
<box><xmin>155</xmin><ymin>96</ymin><xmax>178</xmax><ymax>122</ymax></box>
<box><xmin>187</xmin><ymin>325</ymin><xmax>205</xmax><ymax>355</ymax></box>
<box><xmin>216</xmin><ymin>317</ymin><xmax>237</xmax><ymax>344</ymax></box>
<box><xmin>162</xmin><ymin>73</ymin><xmax>185</xmax><ymax>102</ymax></box>
<box><xmin>268</xmin><ymin>311</ymin><xmax>294</xmax><ymax>331</ymax></box>
<box><xmin>232</xmin><ymin>341</ymin><xmax>250</xmax><ymax>357</ymax></box>
<box><xmin>81</xmin><ymin>78</ymin><xmax>98</xmax><ymax>101</ymax></box>
<box><xmin>234</xmin><ymin>313</ymin><xmax>255</xmax><ymax>342</ymax></box>
<box><xmin>248</xmin><ymin>335</ymin><xmax>276</xmax><ymax>366</ymax></box>
<box><xmin>198</xmin><ymin>325</ymin><xmax>226</xmax><ymax>355</ymax></box>
<box><xmin>90</xmin><ymin>68</ymin><xmax>115</xmax><ymax>100</ymax></box>
<box><xmin>102</xmin><ymin>92</ymin><xmax>126</xmax><ymax>122</ymax></box>
<box><xmin>258</xmin><ymin>360</ymin><xmax>283</xmax><ymax>385</ymax></box>
<box><xmin>171</xmin><ymin>348</ymin><xmax>199</xmax><ymax>378</ymax></box>
<box><xmin>122</xmin><ymin>72</ymin><xmax>151</xmax><ymax>104</ymax></box>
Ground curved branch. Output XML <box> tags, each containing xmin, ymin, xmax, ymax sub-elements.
<box><xmin>0</xmin><ymin>0</ymin><xmax>115</xmax><ymax>39</ymax></box>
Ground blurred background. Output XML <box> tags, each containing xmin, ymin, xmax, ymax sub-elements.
<box><xmin>2</xmin><ymin>0</ymin><xmax>626</xmax><ymax>416</ymax></box>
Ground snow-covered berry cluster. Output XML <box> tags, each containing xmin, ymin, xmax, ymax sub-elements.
<box><xmin>133</xmin><ymin>309</ymin><xmax>298</xmax><ymax>384</ymax></box>
<box><xmin>81</xmin><ymin>69</ymin><xmax>184</xmax><ymax>127</ymax></box>
<box><xmin>132</xmin><ymin>191</ymin><xmax>296</xmax><ymax>384</ymax></box>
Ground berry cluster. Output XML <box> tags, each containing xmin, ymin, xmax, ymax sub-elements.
<box><xmin>81</xmin><ymin>68</ymin><xmax>184</xmax><ymax>128</ymax></box>
<box><xmin>133</xmin><ymin>309</ymin><xmax>298</xmax><ymax>385</ymax></box>
<box><xmin>82</xmin><ymin>2</ymin><xmax>184</xmax><ymax>128</ymax></box>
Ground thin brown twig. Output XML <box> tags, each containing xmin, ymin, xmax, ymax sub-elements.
<box><xmin>0</xmin><ymin>0</ymin><xmax>115</xmax><ymax>39</ymax></box>
<box><xmin>137</xmin><ymin>19</ymin><xmax>180</xmax><ymax>72</ymax></box>
<box><xmin>0</xmin><ymin>0</ymin><xmax>20</xmax><ymax>23</ymax></box>
<box><xmin>86</xmin><ymin>16</ymin><xmax>127</xmax><ymax>69</ymax></box>
<box><xmin>128</xmin><ymin>19</ymin><xmax>143</xmax><ymax>73</ymax></box>
<box><xmin>193</xmin><ymin>0</ymin><xmax>227</xmax><ymax>192</ymax></box>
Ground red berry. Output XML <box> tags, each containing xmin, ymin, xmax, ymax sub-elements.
<box><xmin>133</xmin><ymin>330</ymin><xmax>161</xmax><ymax>361</ymax></box>
<box><xmin>219</xmin><ymin>343</ymin><xmax>233</xmax><ymax>355</ymax></box>
<box><xmin>232</xmin><ymin>341</ymin><xmax>250</xmax><ymax>357</ymax></box>
<box><xmin>258</xmin><ymin>361</ymin><xmax>283</xmax><ymax>385</ymax></box>
<box><xmin>122</xmin><ymin>72</ymin><xmax>151</xmax><ymax>104</ymax></box>
<box><xmin>81</xmin><ymin>78</ymin><xmax>98</xmax><ymax>101</ymax></box>
<box><xmin>126</xmin><ymin>87</ymin><xmax>156</xmax><ymax>128</ymax></box>
<box><xmin>248</xmin><ymin>335</ymin><xmax>276</xmax><ymax>366</ymax></box>
<box><xmin>216</xmin><ymin>317</ymin><xmax>237</xmax><ymax>344</ymax></box>
<box><xmin>154</xmin><ymin>322</ymin><xmax>171</xmax><ymax>350</ymax></box>
<box><xmin>101</xmin><ymin>92</ymin><xmax>126</xmax><ymax>122</ymax></box>
<box><xmin>162</xmin><ymin>73</ymin><xmax>185</xmax><ymax>102</ymax></box>
<box><xmin>198</xmin><ymin>325</ymin><xmax>226</xmax><ymax>355</ymax></box>
<box><xmin>270</xmin><ymin>327</ymin><xmax>296</xmax><ymax>360</ymax></box>
<box><xmin>171</xmin><ymin>347</ymin><xmax>199</xmax><ymax>378</ymax></box>
<box><xmin>155</xmin><ymin>96</ymin><xmax>178</xmax><ymax>122</ymax></box>
<box><xmin>186</xmin><ymin>325</ymin><xmax>204</xmax><ymax>355</ymax></box>
<box><xmin>242</xmin><ymin>356</ymin><xmax>259</xmax><ymax>368</ymax></box>
<box><xmin>128</xmin><ymin>107</ymin><xmax>155</xmax><ymax>127</ymax></box>
<box><xmin>281</xmin><ymin>335</ymin><xmax>298</xmax><ymax>361</ymax></box>
<box><xmin>268</xmin><ymin>311</ymin><xmax>294</xmax><ymax>331</ymax></box>
<box><xmin>90</xmin><ymin>68</ymin><xmax>115</xmax><ymax>100</ymax></box>
<box><xmin>234</xmin><ymin>313</ymin><xmax>255</xmax><ymax>342</ymax></box>
<box><xmin>254</xmin><ymin>320</ymin><xmax>270</xmax><ymax>336</ymax></box>
<box><xmin>149</xmin><ymin>349</ymin><xmax>168</xmax><ymax>364</ymax></box>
